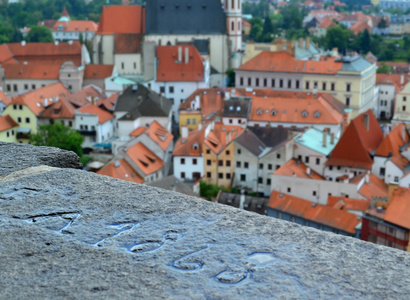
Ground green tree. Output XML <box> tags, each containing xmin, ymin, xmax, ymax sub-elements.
<box><xmin>30</xmin><ymin>123</ymin><xmax>84</xmax><ymax>157</ymax></box>
<box><xmin>377</xmin><ymin>62</ymin><xmax>392</xmax><ymax>74</ymax></box>
<box><xmin>262</xmin><ymin>16</ymin><xmax>274</xmax><ymax>42</ymax></box>
<box><xmin>325</xmin><ymin>26</ymin><xmax>351</xmax><ymax>53</ymax></box>
<box><xmin>26</xmin><ymin>26</ymin><xmax>54</xmax><ymax>42</ymax></box>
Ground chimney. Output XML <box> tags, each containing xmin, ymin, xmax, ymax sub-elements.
<box><xmin>44</xmin><ymin>98</ymin><xmax>48</xmax><ymax>107</ymax></box>
<box><xmin>178</xmin><ymin>47</ymin><xmax>182</xmax><ymax>62</ymax></box>
<box><xmin>239</xmin><ymin>190</ymin><xmax>245</xmax><ymax>210</ymax></box>
<box><xmin>298</xmin><ymin>37</ymin><xmax>303</xmax><ymax>48</ymax></box>
<box><xmin>401</xmin><ymin>74</ymin><xmax>404</xmax><ymax>86</ymax></box>
<box><xmin>91</xmin><ymin>97</ymin><xmax>95</xmax><ymax>105</ymax></box>
<box><xmin>181</xmin><ymin>126</ymin><xmax>188</xmax><ymax>138</ymax></box>
<box><xmin>323</xmin><ymin>129</ymin><xmax>327</xmax><ymax>147</ymax></box>
<box><xmin>307</xmin><ymin>167</ymin><xmax>311</xmax><ymax>175</ymax></box>
<box><xmin>68</xmin><ymin>40</ymin><xmax>73</xmax><ymax>45</ymax></box>
<box><xmin>306</xmin><ymin>37</ymin><xmax>311</xmax><ymax>50</ymax></box>
<box><xmin>330</xmin><ymin>132</ymin><xmax>335</xmax><ymax>145</ymax></box>
<box><xmin>185</xmin><ymin>47</ymin><xmax>189</xmax><ymax>64</ymax></box>
<box><xmin>55</xmin><ymin>40</ymin><xmax>59</xmax><ymax>46</ymax></box>
<box><xmin>365</xmin><ymin>171</ymin><xmax>370</xmax><ymax>184</ymax></box>
<box><xmin>195</xmin><ymin>95</ymin><xmax>200</xmax><ymax>109</ymax></box>
<box><xmin>21</xmin><ymin>40</ymin><xmax>26</xmax><ymax>46</ymax></box>
<box><xmin>363</xmin><ymin>113</ymin><xmax>370</xmax><ymax>131</ymax></box>
<box><xmin>114</xmin><ymin>160</ymin><xmax>120</xmax><ymax>168</ymax></box>
<box><xmin>225</xmin><ymin>91</ymin><xmax>230</xmax><ymax>100</ymax></box>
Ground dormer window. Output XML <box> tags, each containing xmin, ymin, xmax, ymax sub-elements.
<box><xmin>314</xmin><ymin>111</ymin><xmax>320</xmax><ymax>118</ymax></box>
<box><xmin>302</xmin><ymin>110</ymin><xmax>308</xmax><ymax>118</ymax></box>
<box><xmin>58</xmin><ymin>24</ymin><xmax>63</xmax><ymax>31</ymax></box>
<box><xmin>193</xmin><ymin>143</ymin><xmax>199</xmax><ymax>150</ymax></box>
<box><xmin>257</xmin><ymin>109</ymin><xmax>262</xmax><ymax>115</ymax></box>
<box><xmin>271</xmin><ymin>109</ymin><xmax>277</xmax><ymax>116</ymax></box>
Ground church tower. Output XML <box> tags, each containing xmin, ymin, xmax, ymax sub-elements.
<box><xmin>224</xmin><ymin>0</ymin><xmax>242</xmax><ymax>53</ymax></box>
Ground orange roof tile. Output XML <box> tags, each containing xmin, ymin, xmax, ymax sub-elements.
<box><xmin>326</xmin><ymin>110</ymin><xmax>383</xmax><ymax>169</ymax></box>
<box><xmin>238</xmin><ymin>51</ymin><xmax>342</xmax><ymax>75</ymax></box>
<box><xmin>61</xmin><ymin>7</ymin><xmax>70</xmax><ymax>17</ymax></box>
<box><xmin>376</xmin><ymin>74</ymin><xmax>410</xmax><ymax>91</ymax></box>
<box><xmin>97</xmin><ymin>92</ymin><xmax>117</xmax><ymax>111</ymax></box>
<box><xmin>114</xmin><ymin>33</ymin><xmax>143</xmax><ymax>54</ymax></box>
<box><xmin>156</xmin><ymin>45</ymin><xmax>205</xmax><ymax>82</ymax></box>
<box><xmin>143</xmin><ymin>120</ymin><xmax>173</xmax><ymax>151</ymax></box>
<box><xmin>181</xmin><ymin>88</ymin><xmax>230</xmax><ymax>118</ymax></box>
<box><xmin>327</xmin><ymin>195</ymin><xmax>370</xmax><ymax>212</ymax></box>
<box><xmin>0</xmin><ymin>115</ymin><xmax>19</xmax><ymax>132</ymax></box>
<box><xmin>9</xmin><ymin>82</ymin><xmax>69</xmax><ymax>116</ymax></box>
<box><xmin>351</xmin><ymin>21</ymin><xmax>371</xmax><ymax>36</ymax></box>
<box><xmin>173</xmin><ymin>126</ymin><xmax>206</xmax><ymax>157</ymax></box>
<box><xmin>84</xmin><ymin>64</ymin><xmax>114</xmax><ymax>79</ymax></box>
<box><xmin>318</xmin><ymin>17</ymin><xmax>337</xmax><ymax>29</ymax></box>
<box><xmin>375</xmin><ymin>123</ymin><xmax>409</xmax><ymax>157</ymax></box>
<box><xmin>66</xmin><ymin>85</ymin><xmax>106</xmax><ymax>108</ymax></box>
<box><xmin>310</xmin><ymin>10</ymin><xmax>343</xmax><ymax>22</ymax></box>
<box><xmin>52</xmin><ymin>20</ymin><xmax>98</xmax><ymax>32</ymax></box>
<box><xmin>268</xmin><ymin>191</ymin><xmax>361</xmax><ymax>234</ymax></box>
<box><xmin>204</xmin><ymin>123</ymin><xmax>244</xmax><ymax>154</ymax></box>
<box><xmin>0</xmin><ymin>44</ymin><xmax>18</xmax><ymax>65</ymax></box>
<box><xmin>0</xmin><ymin>91</ymin><xmax>10</xmax><ymax>105</ymax></box>
<box><xmin>97</xmin><ymin>159</ymin><xmax>144</xmax><ymax>184</ymax></box>
<box><xmin>274</xmin><ymin>158</ymin><xmax>325</xmax><ymax>180</ymax></box>
<box><xmin>39</xmin><ymin>99</ymin><xmax>75</xmax><ymax>119</ymax></box>
<box><xmin>351</xmin><ymin>172</ymin><xmax>388</xmax><ymax>200</ymax></box>
<box><xmin>249</xmin><ymin>94</ymin><xmax>343</xmax><ymax>125</ymax></box>
<box><xmin>383</xmin><ymin>187</ymin><xmax>410</xmax><ymax>229</ymax></box>
<box><xmin>4</xmin><ymin>62</ymin><xmax>60</xmax><ymax>79</ymax></box>
<box><xmin>96</xmin><ymin>5</ymin><xmax>145</xmax><ymax>35</ymax></box>
<box><xmin>77</xmin><ymin>104</ymin><xmax>114</xmax><ymax>124</ymax></box>
<box><xmin>390</xmin><ymin>155</ymin><xmax>409</xmax><ymax>171</ymax></box>
<box><xmin>129</xmin><ymin>126</ymin><xmax>146</xmax><ymax>137</ymax></box>
<box><xmin>126</xmin><ymin>142</ymin><xmax>164</xmax><ymax>176</ymax></box>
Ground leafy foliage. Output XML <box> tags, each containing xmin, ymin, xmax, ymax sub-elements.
<box><xmin>30</xmin><ymin>123</ymin><xmax>84</xmax><ymax>157</ymax></box>
<box><xmin>26</xmin><ymin>26</ymin><xmax>53</xmax><ymax>42</ymax></box>
<box><xmin>199</xmin><ymin>181</ymin><xmax>229</xmax><ymax>201</ymax></box>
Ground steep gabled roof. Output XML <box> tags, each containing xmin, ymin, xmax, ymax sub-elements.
<box><xmin>156</xmin><ymin>45</ymin><xmax>205</xmax><ymax>82</ymax></box>
<box><xmin>97</xmin><ymin>159</ymin><xmax>144</xmax><ymax>184</ymax></box>
<box><xmin>126</xmin><ymin>142</ymin><xmax>164</xmax><ymax>175</ymax></box>
<box><xmin>77</xmin><ymin>104</ymin><xmax>114</xmax><ymax>124</ymax></box>
<box><xmin>204</xmin><ymin>123</ymin><xmax>244</xmax><ymax>155</ymax></box>
<box><xmin>39</xmin><ymin>99</ymin><xmax>75</xmax><ymax>119</ymax></box>
<box><xmin>383</xmin><ymin>187</ymin><xmax>410</xmax><ymax>229</ymax></box>
<box><xmin>96</xmin><ymin>5</ymin><xmax>145</xmax><ymax>35</ymax></box>
<box><xmin>114</xmin><ymin>33</ymin><xmax>143</xmax><ymax>54</ymax></box>
<box><xmin>375</xmin><ymin>123</ymin><xmax>409</xmax><ymax>157</ymax></box>
<box><xmin>181</xmin><ymin>88</ymin><xmax>231</xmax><ymax>118</ymax></box>
<box><xmin>52</xmin><ymin>20</ymin><xmax>98</xmax><ymax>32</ymax></box>
<box><xmin>350</xmin><ymin>172</ymin><xmax>388</xmax><ymax>201</ymax></box>
<box><xmin>0</xmin><ymin>44</ymin><xmax>18</xmax><ymax>65</ymax></box>
<box><xmin>274</xmin><ymin>158</ymin><xmax>325</xmax><ymax>180</ymax></box>
<box><xmin>0</xmin><ymin>115</ymin><xmax>19</xmax><ymax>132</ymax></box>
<box><xmin>268</xmin><ymin>191</ymin><xmax>361</xmax><ymax>234</ymax></box>
<box><xmin>97</xmin><ymin>92</ymin><xmax>118</xmax><ymax>112</ymax></box>
<box><xmin>327</xmin><ymin>195</ymin><xmax>370</xmax><ymax>212</ymax></box>
<box><xmin>8</xmin><ymin>82</ymin><xmax>68</xmax><ymax>116</ymax></box>
<box><xmin>173</xmin><ymin>126</ymin><xmax>206</xmax><ymax>157</ymax></box>
<box><xmin>235</xmin><ymin>129</ymin><xmax>266</xmax><ymax>157</ymax></box>
<box><xmin>142</xmin><ymin>120</ymin><xmax>173</xmax><ymax>151</ymax></box>
<box><xmin>376</xmin><ymin>74</ymin><xmax>410</xmax><ymax>91</ymax></box>
<box><xmin>318</xmin><ymin>17</ymin><xmax>337</xmax><ymax>29</ymax></box>
<box><xmin>65</xmin><ymin>85</ymin><xmax>106</xmax><ymax>108</ymax></box>
<box><xmin>326</xmin><ymin>110</ymin><xmax>383</xmax><ymax>169</ymax></box>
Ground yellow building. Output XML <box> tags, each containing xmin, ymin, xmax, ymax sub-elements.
<box><xmin>0</xmin><ymin>115</ymin><xmax>18</xmax><ymax>143</ymax></box>
<box><xmin>179</xmin><ymin>110</ymin><xmax>202</xmax><ymax>132</ymax></box>
<box><xmin>2</xmin><ymin>83</ymin><xmax>69</xmax><ymax>143</ymax></box>
<box><xmin>202</xmin><ymin>123</ymin><xmax>244</xmax><ymax>188</ymax></box>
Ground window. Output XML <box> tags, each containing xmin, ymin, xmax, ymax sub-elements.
<box><xmin>279</xmin><ymin>79</ymin><xmax>283</xmax><ymax>88</ymax></box>
<box><xmin>6</xmin><ymin>84</ymin><xmax>11</xmax><ymax>92</ymax></box>
<box><xmin>305</xmin><ymin>156</ymin><xmax>309</xmax><ymax>163</ymax></box>
<box><xmin>121</xmin><ymin>62</ymin><xmax>124</xmax><ymax>69</ymax></box>
<box><xmin>134</xmin><ymin>62</ymin><xmax>137</xmax><ymax>69</ymax></box>
<box><xmin>226</xmin><ymin>160</ymin><xmax>231</xmax><ymax>167</ymax></box>
<box><xmin>237</xmin><ymin>149</ymin><xmax>241</xmax><ymax>155</ymax></box>
<box><xmin>380</xmin><ymin>167</ymin><xmax>385</xmax><ymax>176</ymax></box>
<box><xmin>240</xmin><ymin>77</ymin><xmax>243</xmax><ymax>86</ymax></box>
<box><xmin>331</xmin><ymin>82</ymin><xmax>335</xmax><ymax>91</ymax></box>
<box><xmin>69</xmin><ymin>121</ymin><xmax>73</xmax><ymax>127</ymax></box>
<box><xmin>19</xmin><ymin>105</ymin><xmax>23</xmax><ymax>110</ymax></box>
<box><xmin>316</xmin><ymin>158</ymin><xmax>320</xmax><ymax>165</ymax></box>
<box><xmin>181</xmin><ymin>172</ymin><xmax>185</xmax><ymax>179</ymax></box>
<box><xmin>236</xmin><ymin>161</ymin><xmax>241</xmax><ymax>167</ymax></box>
<box><xmin>313</xmin><ymin>191</ymin><xmax>317</xmax><ymax>196</ymax></box>
<box><xmin>305</xmin><ymin>81</ymin><xmax>310</xmax><ymax>90</ymax></box>
<box><xmin>13</xmin><ymin>84</ymin><xmax>17</xmax><ymax>92</ymax></box>
<box><xmin>329</xmin><ymin>166</ymin><xmax>333</xmax><ymax>171</ymax></box>
<box><xmin>256</xmin><ymin>78</ymin><xmax>259</xmax><ymax>87</ymax></box>
<box><xmin>287</xmin><ymin>187</ymin><xmax>291</xmax><ymax>193</ymax></box>
<box><xmin>345</xmin><ymin>97</ymin><xmax>350</xmax><ymax>106</ymax></box>
<box><xmin>248</xmin><ymin>78</ymin><xmax>251</xmax><ymax>86</ymax></box>
<box><xmin>276</xmin><ymin>153</ymin><xmax>281</xmax><ymax>159</ymax></box>
<box><xmin>322</xmin><ymin>82</ymin><xmax>326</xmax><ymax>91</ymax></box>
<box><xmin>207</xmin><ymin>159</ymin><xmax>211</xmax><ymax>166</ymax></box>
<box><xmin>394</xmin><ymin>176</ymin><xmax>399</xmax><ymax>182</ymax></box>
<box><xmin>25</xmin><ymin>117</ymin><xmax>30</xmax><ymax>123</ymax></box>
<box><xmin>32</xmin><ymin>84</ymin><xmax>36</xmax><ymax>90</ymax></box>
<box><xmin>7</xmin><ymin>131</ymin><xmax>9</xmax><ymax>137</ymax></box>
<box><xmin>160</xmin><ymin>86</ymin><xmax>165</xmax><ymax>93</ymax></box>
<box><xmin>240</xmin><ymin>174</ymin><xmax>246</xmax><ymax>181</ymax></box>
<box><xmin>17</xmin><ymin>117</ymin><xmax>21</xmax><ymax>123</ymax></box>
<box><xmin>218</xmin><ymin>160</ymin><xmax>223</xmax><ymax>166</ymax></box>
<box><xmin>207</xmin><ymin>172</ymin><xmax>211</xmax><ymax>178</ymax></box>
<box><xmin>296</xmin><ymin>80</ymin><xmax>300</xmax><ymax>89</ymax></box>
<box><xmin>404</xmin><ymin>96</ymin><xmax>407</xmax><ymax>102</ymax></box>
<box><xmin>206</xmin><ymin>149</ymin><xmax>210</xmax><ymax>154</ymax></box>
<box><xmin>186</xmin><ymin>119</ymin><xmax>191</xmax><ymax>125</ymax></box>
<box><xmin>263</xmin><ymin>78</ymin><xmax>267</xmax><ymax>87</ymax></box>
<box><xmin>192</xmin><ymin>119</ymin><xmax>196</xmax><ymax>125</ymax></box>
<box><xmin>403</xmin><ymin>106</ymin><xmax>406</xmax><ymax>112</ymax></box>
<box><xmin>271</xmin><ymin>79</ymin><xmax>275</xmax><ymax>87</ymax></box>
<box><xmin>288</xmin><ymin>80</ymin><xmax>291</xmax><ymax>88</ymax></box>
<box><xmin>180</xmin><ymin>158</ymin><xmax>185</xmax><ymax>165</ymax></box>
<box><xmin>276</xmin><ymin>165</ymin><xmax>280</xmax><ymax>170</ymax></box>
<box><xmin>244</xmin><ymin>162</ymin><xmax>249</xmax><ymax>168</ymax></box>
<box><xmin>24</xmin><ymin>84</ymin><xmax>28</xmax><ymax>90</ymax></box>
<box><xmin>193</xmin><ymin>158</ymin><xmax>197</xmax><ymax>165</ymax></box>
<box><xmin>226</xmin><ymin>150</ymin><xmax>230</xmax><ymax>155</ymax></box>
<box><xmin>268</xmin><ymin>164</ymin><xmax>272</xmax><ymax>170</ymax></box>
<box><xmin>346</xmin><ymin>83</ymin><xmax>351</xmax><ymax>92</ymax></box>
<box><xmin>219</xmin><ymin>173</ymin><xmax>223</xmax><ymax>179</ymax></box>
<box><xmin>258</xmin><ymin>177</ymin><xmax>263</xmax><ymax>184</ymax></box>
<box><xmin>169</xmin><ymin>86</ymin><xmax>174</xmax><ymax>93</ymax></box>
<box><xmin>13</xmin><ymin>104</ymin><xmax>17</xmax><ymax>110</ymax></box>
<box><xmin>226</xmin><ymin>173</ymin><xmax>231</xmax><ymax>179</ymax></box>
<box><xmin>267</xmin><ymin>178</ymin><xmax>271</xmax><ymax>185</ymax></box>
<box><xmin>259</xmin><ymin>163</ymin><xmax>263</xmax><ymax>169</ymax></box>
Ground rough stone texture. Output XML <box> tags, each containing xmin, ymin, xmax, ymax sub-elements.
<box><xmin>0</xmin><ymin>142</ymin><xmax>82</xmax><ymax>176</ymax></box>
<box><xmin>1</xmin><ymin>144</ymin><xmax>410</xmax><ymax>299</ymax></box>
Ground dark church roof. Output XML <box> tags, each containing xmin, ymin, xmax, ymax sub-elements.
<box><xmin>145</xmin><ymin>0</ymin><xmax>227</xmax><ymax>35</ymax></box>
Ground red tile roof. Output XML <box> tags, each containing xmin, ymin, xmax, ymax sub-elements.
<box><xmin>350</xmin><ymin>172</ymin><xmax>388</xmax><ymax>201</ymax></box>
<box><xmin>376</xmin><ymin>74</ymin><xmax>410</xmax><ymax>91</ymax></box>
<box><xmin>39</xmin><ymin>99</ymin><xmax>76</xmax><ymax>119</ymax></box>
<box><xmin>274</xmin><ymin>158</ymin><xmax>325</xmax><ymax>180</ymax></box>
<box><xmin>318</xmin><ymin>17</ymin><xmax>337</xmax><ymax>29</ymax></box>
<box><xmin>52</xmin><ymin>20</ymin><xmax>98</xmax><ymax>32</ymax></box>
<box><xmin>66</xmin><ymin>86</ymin><xmax>106</xmax><ymax>107</ymax></box>
<box><xmin>268</xmin><ymin>191</ymin><xmax>361</xmax><ymax>234</ymax></box>
<box><xmin>326</xmin><ymin>110</ymin><xmax>383</xmax><ymax>169</ymax></box>
<box><xmin>77</xmin><ymin>104</ymin><xmax>114</xmax><ymax>124</ymax></box>
<box><xmin>96</xmin><ymin>5</ymin><xmax>145</xmax><ymax>35</ymax></box>
<box><xmin>204</xmin><ymin>123</ymin><xmax>244</xmax><ymax>154</ymax></box>
<box><xmin>126</xmin><ymin>142</ymin><xmax>164</xmax><ymax>176</ymax></box>
<box><xmin>383</xmin><ymin>187</ymin><xmax>410</xmax><ymax>229</ymax></box>
<box><xmin>181</xmin><ymin>88</ymin><xmax>230</xmax><ymax>118</ymax></box>
<box><xmin>156</xmin><ymin>45</ymin><xmax>205</xmax><ymax>82</ymax></box>
<box><xmin>84</xmin><ymin>64</ymin><xmax>114</xmax><ymax>79</ymax></box>
<box><xmin>0</xmin><ymin>115</ymin><xmax>19</xmax><ymax>132</ymax></box>
<box><xmin>97</xmin><ymin>159</ymin><xmax>144</xmax><ymax>184</ymax></box>
<box><xmin>0</xmin><ymin>44</ymin><xmax>18</xmax><ymax>65</ymax></box>
<box><xmin>249</xmin><ymin>93</ymin><xmax>343</xmax><ymax>125</ymax></box>
<box><xmin>8</xmin><ymin>82</ymin><xmax>69</xmax><ymax>116</ymax></box>
<box><xmin>4</xmin><ymin>62</ymin><xmax>60</xmax><ymax>80</ymax></box>
<box><xmin>114</xmin><ymin>33</ymin><xmax>143</xmax><ymax>54</ymax></box>
<box><xmin>97</xmin><ymin>92</ymin><xmax>118</xmax><ymax>111</ymax></box>
<box><xmin>143</xmin><ymin>120</ymin><xmax>173</xmax><ymax>151</ymax></box>
<box><xmin>327</xmin><ymin>195</ymin><xmax>370</xmax><ymax>212</ymax></box>
<box><xmin>351</xmin><ymin>21</ymin><xmax>372</xmax><ymax>36</ymax></box>
<box><xmin>173</xmin><ymin>126</ymin><xmax>206</xmax><ymax>157</ymax></box>
<box><xmin>238</xmin><ymin>51</ymin><xmax>342</xmax><ymax>75</ymax></box>
<box><xmin>375</xmin><ymin>123</ymin><xmax>409</xmax><ymax>157</ymax></box>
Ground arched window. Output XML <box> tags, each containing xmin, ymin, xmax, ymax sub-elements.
<box><xmin>231</xmin><ymin>20</ymin><xmax>234</xmax><ymax>31</ymax></box>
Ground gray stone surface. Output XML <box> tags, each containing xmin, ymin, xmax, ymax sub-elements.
<box><xmin>0</xmin><ymin>142</ymin><xmax>82</xmax><ymax>176</ymax></box>
<box><xmin>1</xmin><ymin>144</ymin><xmax>410</xmax><ymax>299</ymax></box>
